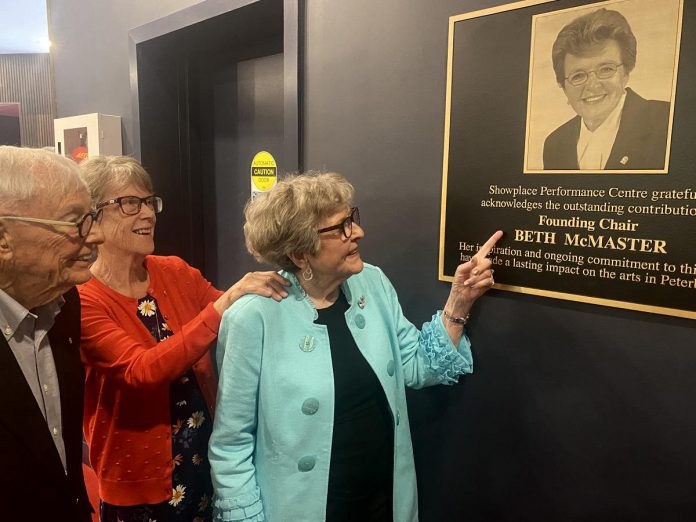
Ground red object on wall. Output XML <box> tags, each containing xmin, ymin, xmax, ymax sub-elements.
<box><xmin>71</xmin><ymin>145</ymin><xmax>88</xmax><ymax>162</ymax></box>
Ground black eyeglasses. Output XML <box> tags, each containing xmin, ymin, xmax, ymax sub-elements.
<box><xmin>97</xmin><ymin>195</ymin><xmax>163</xmax><ymax>215</ymax></box>
<box><xmin>0</xmin><ymin>208</ymin><xmax>103</xmax><ymax>239</ymax></box>
<box><xmin>317</xmin><ymin>207</ymin><xmax>360</xmax><ymax>239</ymax></box>
<box><xmin>565</xmin><ymin>63</ymin><xmax>623</xmax><ymax>87</ymax></box>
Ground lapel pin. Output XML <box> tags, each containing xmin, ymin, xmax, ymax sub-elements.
<box><xmin>620</xmin><ymin>156</ymin><xmax>629</xmax><ymax>165</ymax></box>
<box><xmin>358</xmin><ymin>296</ymin><xmax>366</xmax><ymax>309</ymax></box>
<box><xmin>68</xmin><ymin>337</ymin><xmax>73</xmax><ymax>344</ymax></box>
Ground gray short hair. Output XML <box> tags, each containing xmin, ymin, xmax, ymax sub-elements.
<box><xmin>0</xmin><ymin>146</ymin><xmax>86</xmax><ymax>214</ymax></box>
<box><xmin>244</xmin><ymin>172</ymin><xmax>355</xmax><ymax>271</ymax></box>
<box><xmin>552</xmin><ymin>8</ymin><xmax>637</xmax><ymax>86</ymax></box>
<box><xmin>79</xmin><ymin>156</ymin><xmax>154</xmax><ymax>204</ymax></box>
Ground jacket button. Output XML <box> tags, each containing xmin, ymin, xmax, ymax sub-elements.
<box><xmin>297</xmin><ymin>455</ymin><xmax>315</xmax><ymax>472</ymax></box>
<box><xmin>301</xmin><ymin>398</ymin><xmax>319</xmax><ymax>415</ymax></box>
<box><xmin>387</xmin><ymin>360</ymin><xmax>395</xmax><ymax>376</ymax></box>
<box><xmin>355</xmin><ymin>314</ymin><xmax>366</xmax><ymax>329</ymax></box>
<box><xmin>299</xmin><ymin>336</ymin><xmax>316</xmax><ymax>352</ymax></box>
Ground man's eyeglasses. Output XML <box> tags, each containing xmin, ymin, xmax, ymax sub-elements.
<box><xmin>565</xmin><ymin>63</ymin><xmax>624</xmax><ymax>87</ymax></box>
<box><xmin>317</xmin><ymin>207</ymin><xmax>360</xmax><ymax>239</ymax></box>
<box><xmin>97</xmin><ymin>195</ymin><xmax>163</xmax><ymax>216</ymax></box>
<box><xmin>0</xmin><ymin>208</ymin><xmax>103</xmax><ymax>239</ymax></box>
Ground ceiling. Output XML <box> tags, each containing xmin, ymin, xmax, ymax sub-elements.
<box><xmin>0</xmin><ymin>0</ymin><xmax>50</xmax><ymax>54</ymax></box>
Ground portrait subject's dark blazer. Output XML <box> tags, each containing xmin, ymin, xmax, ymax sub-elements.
<box><xmin>0</xmin><ymin>287</ymin><xmax>91</xmax><ymax>521</ymax></box>
<box><xmin>543</xmin><ymin>88</ymin><xmax>671</xmax><ymax>170</ymax></box>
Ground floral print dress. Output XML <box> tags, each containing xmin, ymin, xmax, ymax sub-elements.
<box><xmin>100</xmin><ymin>295</ymin><xmax>214</xmax><ymax>522</ymax></box>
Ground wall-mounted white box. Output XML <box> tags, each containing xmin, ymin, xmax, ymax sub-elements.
<box><xmin>54</xmin><ymin>113</ymin><xmax>122</xmax><ymax>162</ymax></box>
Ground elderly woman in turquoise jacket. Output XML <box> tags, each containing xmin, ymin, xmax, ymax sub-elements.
<box><xmin>209</xmin><ymin>172</ymin><xmax>502</xmax><ymax>522</ymax></box>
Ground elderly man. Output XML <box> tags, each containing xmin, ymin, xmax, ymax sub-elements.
<box><xmin>543</xmin><ymin>8</ymin><xmax>671</xmax><ymax>170</ymax></box>
<box><xmin>0</xmin><ymin>146</ymin><xmax>103</xmax><ymax>520</ymax></box>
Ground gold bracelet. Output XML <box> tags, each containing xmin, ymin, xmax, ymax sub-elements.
<box><xmin>443</xmin><ymin>310</ymin><xmax>469</xmax><ymax>325</ymax></box>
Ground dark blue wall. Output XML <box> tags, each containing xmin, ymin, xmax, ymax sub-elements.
<box><xmin>303</xmin><ymin>1</ymin><xmax>696</xmax><ymax>520</ymax></box>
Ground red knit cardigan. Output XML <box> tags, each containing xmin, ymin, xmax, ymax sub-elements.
<box><xmin>78</xmin><ymin>256</ymin><xmax>223</xmax><ymax>505</ymax></box>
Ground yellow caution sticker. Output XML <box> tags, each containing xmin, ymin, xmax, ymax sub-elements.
<box><xmin>251</xmin><ymin>151</ymin><xmax>278</xmax><ymax>192</ymax></box>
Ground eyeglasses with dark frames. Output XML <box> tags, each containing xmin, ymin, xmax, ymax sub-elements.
<box><xmin>0</xmin><ymin>208</ymin><xmax>104</xmax><ymax>239</ymax></box>
<box><xmin>317</xmin><ymin>207</ymin><xmax>360</xmax><ymax>239</ymax></box>
<box><xmin>565</xmin><ymin>62</ymin><xmax>624</xmax><ymax>87</ymax></box>
<box><xmin>97</xmin><ymin>195</ymin><xmax>163</xmax><ymax>216</ymax></box>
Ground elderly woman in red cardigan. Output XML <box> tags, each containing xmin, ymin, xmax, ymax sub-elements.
<box><xmin>77</xmin><ymin>156</ymin><xmax>289</xmax><ymax>522</ymax></box>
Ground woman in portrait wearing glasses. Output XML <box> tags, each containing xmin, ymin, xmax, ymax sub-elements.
<box><xmin>76</xmin><ymin>156</ymin><xmax>289</xmax><ymax>522</ymax></box>
<box><xmin>543</xmin><ymin>8</ymin><xmax>670</xmax><ymax>171</ymax></box>
<box><xmin>209</xmin><ymin>172</ymin><xmax>502</xmax><ymax>522</ymax></box>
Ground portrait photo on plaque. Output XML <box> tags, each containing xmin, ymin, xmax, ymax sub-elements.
<box><xmin>523</xmin><ymin>0</ymin><xmax>682</xmax><ymax>174</ymax></box>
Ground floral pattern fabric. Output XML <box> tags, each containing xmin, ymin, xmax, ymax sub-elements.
<box><xmin>100</xmin><ymin>295</ymin><xmax>213</xmax><ymax>522</ymax></box>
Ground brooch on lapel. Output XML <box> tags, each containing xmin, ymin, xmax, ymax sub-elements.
<box><xmin>358</xmin><ymin>296</ymin><xmax>366</xmax><ymax>309</ymax></box>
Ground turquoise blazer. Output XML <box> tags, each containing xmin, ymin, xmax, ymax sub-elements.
<box><xmin>210</xmin><ymin>264</ymin><xmax>473</xmax><ymax>521</ymax></box>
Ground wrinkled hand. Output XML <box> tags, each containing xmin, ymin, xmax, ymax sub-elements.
<box><xmin>214</xmin><ymin>271</ymin><xmax>290</xmax><ymax>315</ymax></box>
<box><xmin>446</xmin><ymin>230</ymin><xmax>503</xmax><ymax>315</ymax></box>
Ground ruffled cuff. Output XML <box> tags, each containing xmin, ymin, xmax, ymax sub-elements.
<box><xmin>420</xmin><ymin>311</ymin><xmax>473</xmax><ymax>384</ymax></box>
<box><xmin>213</xmin><ymin>487</ymin><xmax>265</xmax><ymax>521</ymax></box>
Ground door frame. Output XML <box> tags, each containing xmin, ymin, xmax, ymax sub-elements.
<box><xmin>128</xmin><ymin>0</ymin><xmax>302</xmax><ymax>170</ymax></box>
<box><xmin>127</xmin><ymin>0</ymin><xmax>302</xmax><ymax>267</ymax></box>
